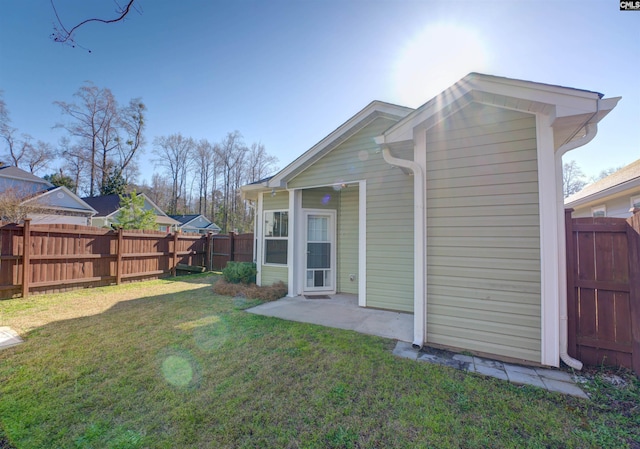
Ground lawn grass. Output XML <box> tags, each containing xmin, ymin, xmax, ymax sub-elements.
<box><xmin>0</xmin><ymin>273</ymin><xmax>638</xmax><ymax>448</ymax></box>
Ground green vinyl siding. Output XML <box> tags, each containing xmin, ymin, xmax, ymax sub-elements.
<box><xmin>290</xmin><ymin>117</ymin><xmax>413</xmax><ymax>312</ymax></box>
<box><xmin>337</xmin><ymin>186</ymin><xmax>358</xmax><ymax>294</ymax></box>
<box><xmin>261</xmin><ymin>265</ymin><xmax>288</xmax><ymax>286</ymax></box>
<box><xmin>302</xmin><ymin>188</ymin><xmax>338</xmax><ymax>209</ymax></box>
<box><xmin>263</xmin><ymin>191</ymin><xmax>289</xmax><ymax>210</ymax></box>
<box><xmin>260</xmin><ymin>191</ymin><xmax>290</xmax><ymax>286</ymax></box>
<box><xmin>425</xmin><ymin>103</ymin><xmax>541</xmax><ymax>362</ymax></box>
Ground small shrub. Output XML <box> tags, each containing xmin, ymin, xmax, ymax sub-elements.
<box><xmin>213</xmin><ymin>279</ymin><xmax>287</xmax><ymax>301</ymax></box>
<box><xmin>222</xmin><ymin>262</ymin><xmax>257</xmax><ymax>284</ymax></box>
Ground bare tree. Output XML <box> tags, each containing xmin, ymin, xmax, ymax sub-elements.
<box><xmin>55</xmin><ymin>83</ymin><xmax>145</xmax><ymax>196</ymax></box>
<box><xmin>563</xmin><ymin>160</ymin><xmax>587</xmax><ymax>198</ymax></box>
<box><xmin>50</xmin><ymin>0</ymin><xmax>138</xmax><ymax>50</ymax></box>
<box><xmin>25</xmin><ymin>141</ymin><xmax>56</xmax><ymax>175</ymax></box>
<box><xmin>590</xmin><ymin>166</ymin><xmax>624</xmax><ymax>183</ymax></box>
<box><xmin>0</xmin><ymin>93</ymin><xmax>56</xmax><ymax>174</ymax></box>
<box><xmin>246</xmin><ymin>142</ymin><xmax>278</xmax><ymax>184</ymax></box>
<box><xmin>58</xmin><ymin>137</ymin><xmax>87</xmax><ymax>195</ymax></box>
<box><xmin>216</xmin><ymin>131</ymin><xmax>247</xmax><ymax>232</ymax></box>
<box><xmin>116</xmin><ymin>99</ymin><xmax>146</xmax><ymax>180</ymax></box>
<box><xmin>153</xmin><ymin>134</ymin><xmax>195</xmax><ymax>214</ymax></box>
<box><xmin>192</xmin><ymin>139</ymin><xmax>216</xmax><ymax>216</ymax></box>
<box><xmin>0</xmin><ymin>187</ymin><xmax>54</xmax><ymax>224</ymax></box>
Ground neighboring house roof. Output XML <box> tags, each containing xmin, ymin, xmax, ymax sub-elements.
<box><xmin>0</xmin><ymin>166</ymin><xmax>95</xmax><ymax>217</ymax></box>
<box><xmin>0</xmin><ymin>166</ymin><xmax>53</xmax><ymax>186</ymax></box>
<box><xmin>565</xmin><ymin>158</ymin><xmax>640</xmax><ymax>208</ymax></box>
<box><xmin>81</xmin><ymin>194</ymin><xmax>123</xmax><ymax>217</ymax></box>
<box><xmin>168</xmin><ymin>214</ymin><xmax>222</xmax><ymax>231</ymax></box>
<box><xmin>22</xmin><ymin>186</ymin><xmax>97</xmax><ymax>216</ymax></box>
<box><xmin>82</xmin><ymin>193</ymin><xmax>180</xmax><ymax>226</ymax></box>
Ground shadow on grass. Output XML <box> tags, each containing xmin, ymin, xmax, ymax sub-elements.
<box><xmin>0</xmin><ymin>272</ymin><xmax>638</xmax><ymax>449</ymax></box>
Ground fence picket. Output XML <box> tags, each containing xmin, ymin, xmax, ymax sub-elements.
<box><xmin>0</xmin><ymin>222</ymin><xmax>254</xmax><ymax>299</ymax></box>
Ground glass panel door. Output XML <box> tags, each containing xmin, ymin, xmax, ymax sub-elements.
<box><xmin>305</xmin><ymin>214</ymin><xmax>333</xmax><ymax>291</ymax></box>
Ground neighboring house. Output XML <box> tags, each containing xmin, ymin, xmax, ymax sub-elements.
<box><xmin>82</xmin><ymin>193</ymin><xmax>180</xmax><ymax>232</ymax></box>
<box><xmin>0</xmin><ymin>166</ymin><xmax>96</xmax><ymax>225</ymax></box>
<box><xmin>565</xmin><ymin>158</ymin><xmax>640</xmax><ymax>218</ymax></box>
<box><xmin>241</xmin><ymin>73</ymin><xmax>620</xmax><ymax>368</ymax></box>
<box><xmin>168</xmin><ymin>214</ymin><xmax>221</xmax><ymax>234</ymax></box>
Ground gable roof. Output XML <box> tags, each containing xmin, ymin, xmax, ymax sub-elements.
<box><xmin>242</xmin><ymin>73</ymin><xmax>620</xmax><ymax>197</ymax></box>
<box><xmin>0</xmin><ymin>167</ymin><xmax>95</xmax><ymax>216</ymax></box>
<box><xmin>22</xmin><ymin>186</ymin><xmax>97</xmax><ymax>215</ymax></box>
<box><xmin>262</xmin><ymin>101</ymin><xmax>414</xmax><ymax>189</ymax></box>
<box><xmin>565</xmin><ymin>158</ymin><xmax>640</xmax><ymax>207</ymax></box>
<box><xmin>380</xmin><ymin>72</ymin><xmax>620</xmax><ymax>151</ymax></box>
<box><xmin>169</xmin><ymin>214</ymin><xmax>202</xmax><ymax>225</ymax></box>
<box><xmin>168</xmin><ymin>214</ymin><xmax>222</xmax><ymax>231</ymax></box>
<box><xmin>81</xmin><ymin>194</ymin><xmax>123</xmax><ymax>217</ymax></box>
<box><xmin>0</xmin><ymin>166</ymin><xmax>53</xmax><ymax>186</ymax></box>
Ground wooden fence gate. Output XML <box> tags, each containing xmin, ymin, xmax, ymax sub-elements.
<box><xmin>565</xmin><ymin>210</ymin><xmax>640</xmax><ymax>374</ymax></box>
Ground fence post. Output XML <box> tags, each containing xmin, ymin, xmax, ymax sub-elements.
<box><xmin>116</xmin><ymin>227</ymin><xmax>123</xmax><ymax>285</ymax></box>
<box><xmin>627</xmin><ymin>210</ymin><xmax>640</xmax><ymax>375</ymax></box>
<box><xmin>229</xmin><ymin>232</ymin><xmax>235</xmax><ymax>262</ymax></box>
<box><xmin>172</xmin><ymin>231</ymin><xmax>179</xmax><ymax>276</ymax></box>
<box><xmin>564</xmin><ymin>209</ymin><xmax>577</xmax><ymax>359</ymax></box>
<box><xmin>21</xmin><ymin>218</ymin><xmax>31</xmax><ymax>298</ymax></box>
<box><xmin>205</xmin><ymin>232</ymin><xmax>213</xmax><ymax>271</ymax></box>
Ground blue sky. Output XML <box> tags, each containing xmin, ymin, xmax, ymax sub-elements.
<box><xmin>1</xmin><ymin>0</ymin><xmax>638</xmax><ymax>184</ymax></box>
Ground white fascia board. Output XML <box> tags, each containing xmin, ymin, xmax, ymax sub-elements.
<box><xmin>382</xmin><ymin>73</ymin><xmax>614</xmax><ymax>145</ymax></box>
<box><xmin>470</xmin><ymin>76</ymin><xmax>602</xmax><ymax>118</ymax></box>
<box><xmin>23</xmin><ymin>186</ymin><xmax>98</xmax><ymax>215</ymax></box>
<box><xmin>565</xmin><ymin>180</ymin><xmax>640</xmax><ymax>209</ymax></box>
<box><xmin>268</xmin><ymin>102</ymin><xmax>412</xmax><ymax>187</ymax></box>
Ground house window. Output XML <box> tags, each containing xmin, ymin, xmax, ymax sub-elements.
<box><xmin>631</xmin><ymin>196</ymin><xmax>640</xmax><ymax>210</ymax></box>
<box><xmin>264</xmin><ymin>211</ymin><xmax>288</xmax><ymax>264</ymax></box>
<box><xmin>591</xmin><ymin>205</ymin><xmax>606</xmax><ymax>217</ymax></box>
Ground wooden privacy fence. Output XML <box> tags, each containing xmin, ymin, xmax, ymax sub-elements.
<box><xmin>566</xmin><ymin>209</ymin><xmax>640</xmax><ymax>374</ymax></box>
<box><xmin>0</xmin><ymin>220</ymin><xmax>255</xmax><ymax>299</ymax></box>
<box><xmin>208</xmin><ymin>232</ymin><xmax>254</xmax><ymax>270</ymax></box>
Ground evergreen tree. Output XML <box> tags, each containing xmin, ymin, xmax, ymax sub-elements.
<box><xmin>114</xmin><ymin>190</ymin><xmax>156</xmax><ymax>230</ymax></box>
<box><xmin>100</xmin><ymin>169</ymin><xmax>127</xmax><ymax>196</ymax></box>
<box><xmin>43</xmin><ymin>172</ymin><xmax>76</xmax><ymax>191</ymax></box>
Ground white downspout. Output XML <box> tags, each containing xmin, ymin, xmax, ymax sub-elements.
<box><xmin>555</xmin><ymin>125</ymin><xmax>598</xmax><ymax>371</ymax></box>
<box><xmin>381</xmin><ymin>146</ymin><xmax>426</xmax><ymax>349</ymax></box>
<box><xmin>554</xmin><ymin>110</ymin><xmax>599</xmax><ymax>370</ymax></box>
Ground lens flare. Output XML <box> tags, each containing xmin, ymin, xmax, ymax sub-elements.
<box><xmin>393</xmin><ymin>23</ymin><xmax>489</xmax><ymax>107</ymax></box>
<box><xmin>161</xmin><ymin>355</ymin><xmax>193</xmax><ymax>387</ymax></box>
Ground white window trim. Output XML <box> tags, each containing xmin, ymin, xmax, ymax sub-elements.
<box><xmin>631</xmin><ymin>195</ymin><xmax>640</xmax><ymax>210</ymax></box>
<box><xmin>591</xmin><ymin>205</ymin><xmax>606</xmax><ymax>217</ymax></box>
<box><xmin>263</xmin><ymin>209</ymin><xmax>289</xmax><ymax>266</ymax></box>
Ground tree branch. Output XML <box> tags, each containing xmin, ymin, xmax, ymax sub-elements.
<box><xmin>50</xmin><ymin>0</ymin><xmax>137</xmax><ymax>48</ymax></box>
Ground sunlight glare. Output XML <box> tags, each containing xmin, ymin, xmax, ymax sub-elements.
<box><xmin>393</xmin><ymin>23</ymin><xmax>489</xmax><ymax>107</ymax></box>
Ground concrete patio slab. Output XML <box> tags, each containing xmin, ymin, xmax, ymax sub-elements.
<box><xmin>504</xmin><ymin>364</ymin><xmax>546</xmax><ymax>388</ymax></box>
<box><xmin>247</xmin><ymin>294</ymin><xmax>413</xmax><ymax>342</ymax></box>
<box><xmin>0</xmin><ymin>327</ymin><xmax>23</xmax><ymax>350</ymax></box>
